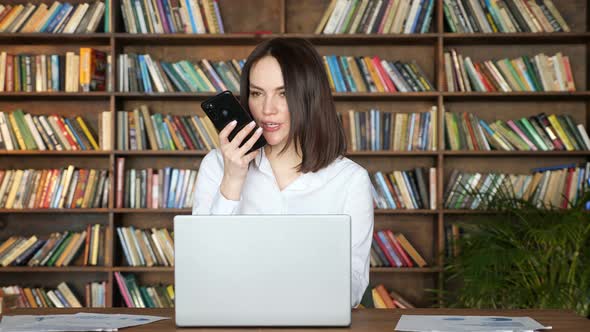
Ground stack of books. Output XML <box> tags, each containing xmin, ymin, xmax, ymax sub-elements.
<box><xmin>371</xmin><ymin>168</ymin><xmax>437</xmax><ymax>210</ymax></box>
<box><xmin>444</xmin><ymin>224</ymin><xmax>464</xmax><ymax>259</ymax></box>
<box><xmin>120</xmin><ymin>0</ymin><xmax>225</xmax><ymax>34</ymax></box>
<box><xmin>0</xmin><ymin>282</ymin><xmax>84</xmax><ymax>308</ymax></box>
<box><xmin>316</xmin><ymin>0</ymin><xmax>435</xmax><ymax>34</ymax></box>
<box><xmin>339</xmin><ymin>107</ymin><xmax>437</xmax><ymax>151</ymax></box>
<box><xmin>444</xmin><ymin>111</ymin><xmax>590</xmax><ymax>151</ymax></box>
<box><xmin>364</xmin><ymin>284</ymin><xmax>415</xmax><ymax>309</ymax></box>
<box><xmin>444</xmin><ymin>49</ymin><xmax>575</xmax><ymax>92</ymax></box>
<box><xmin>0</xmin><ymin>225</ymin><xmax>105</xmax><ymax>267</ymax></box>
<box><xmin>116</xmin><ymin>158</ymin><xmax>197</xmax><ymax>209</ymax></box>
<box><xmin>0</xmin><ymin>48</ymin><xmax>110</xmax><ymax>92</ymax></box>
<box><xmin>371</xmin><ymin>229</ymin><xmax>427</xmax><ymax>268</ymax></box>
<box><xmin>0</xmin><ymin>110</ymin><xmax>109</xmax><ymax>151</ymax></box>
<box><xmin>114</xmin><ymin>272</ymin><xmax>174</xmax><ymax>308</ymax></box>
<box><xmin>117</xmin><ymin>106</ymin><xmax>218</xmax><ymax>151</ymax></box>
<box><xmin>0</xmin><ymin>166</ymin><xmax>110</xmax><ymax>209</ymax></box>
<box><xmin>0</xmin><ymin>1</ymin><xmax>106</xmax><ymax>33</ymax></box>
<box><xmin>443</xmin><ymin>0</ymin><xmax>570</xmax><ymax>33</ymax></box>
<box><xmin>117</xmin><ymin>54</ymin><xmax>243</xmax><ymax>93</ymax></box>
<box><xmin>117</xmin><ymin>227</ymin><xmax>174</xmax><ymax>267</ymax></box>
<box><xmin>323</xmin><ymin>55</ymin><xmax>434</xmax><ymax>93</ymax></box>
<box><xmin>445</xmin><ymin>162</ymin><xmax>590</xmax><ymax>209</ymax></box>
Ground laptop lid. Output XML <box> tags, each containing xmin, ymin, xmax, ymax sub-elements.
<box><xmin>174</xmin><ymin>214</ymin><xmax>351</xmax><ymax>327</ymax></box>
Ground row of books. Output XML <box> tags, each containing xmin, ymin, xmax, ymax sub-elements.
<box><xmin>371</xmin><ymin>229</ymin><xmax>427</xmax><ymax>268</ymax></box>
<box><xmin>338</xmin><ymin>107</ymin><xmax>437</xmax><ymax>151</ymax></box>
<box><xmin>444</xmin><ymin>162</ymin><xmax>590</xmax><ymax>210</ymax></box>
<box><xmin>443</xmin><ymin>0</ymin><xmax>570</xmax><ymax>33</ymax></box>
<box><xmin>444</xmin><ymin>50</ymin><xmax>575</xmax><ymax>92</ymax></box>
<box><xmin>444</xmin><ymin>111</ymin><xmax>590</xmax><ymax>151</ymax></box>
<box><xmin>117</xmin><ymin>107</ymin><xmax>219</xmax><ymax>151</ymax></box>
<box><xmin>0</xmin><ymin>49</ymin><xmax>111</xmax><ymax>92</ymax></box>
<box><xmin>0</xmin><ymin>225</ymin><xmax>105</xmax><ymax>267</ymax></box>
<box><xmin>323</xmin><ymin>56</ymin><xmax>434</xmax><ymax>93</ymax></box>
<box><xmin>316</xmin><ymin>0</ymin><xmax>434</xmax><ymax>34</ymax></box>
<box><xmin>114</xmin><ymin>272</ymin><xmax>174</xmax><ymax>308</ymax></box>
<box><xmin>371</xmin><ymin>168</ymin><xmax>437</xmax><ymax>210</ymax></box>
<box><xmin>0</xmin><ymin>1</ymin><xmax>106</xmax><ymax>33</ymax></box>
<box><xmin>116</xmin><ymin>158</ymin><xmax>197</xmax><ymax>209</ymax></box>
<box><xmin>0</xmin><ymin>282</ymin><xmax>88</xmax><ymax>309</ymax></box>
<box><xmin>365</xmin><ymin>284</ymin><xmax>415</xmax><ymax>309</ymax></box>
<box><xmin>0</xmin><ymin>110</ymin><xmax>108</xmax><ymax>151</ymax></box>
<box><xmin>444</xmin><ymin>224</ymin><xmax>464</xmax><ymax>259</ymax></box>
<box><xmin>117</xmin><ymin>53</ymin><xmax>243</xmax><ymax>93</ymax></box>
<box><xmin>117</xmin><ymin>227</ymin><xmax>174</xmax><ymax>267</ymax></box>
<box><xmin>0</xmin><ymin>167</ymin><xmax>110</xmax><ymax>209</ymax></box>
<box><xmin>121</xmin><ymin>0</ymin><xmax>224</xmax><ymax>34</ymax></box>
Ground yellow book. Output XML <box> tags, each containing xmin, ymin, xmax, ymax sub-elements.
<box><xmin>166</xmin><ymin>284</ymin><xmax>175</xmax><ymax>300</ymax></box>
<box><xmin>371</xmin><ymin>289</ymin><xmax>387</xmax><ymax>309</ymax></box>
<box><xmin>363</xmin><ymin>57</ymin><xmax>385</xmax><ymax>92</ymax></box>
<box><xmin>347</xmin><ymin>57</ymin><xmax>367</xmax><ymax>92</ymax></box>
<box><xmin>193</xmin><ymin>64</ymin><xmax>216</xmax><ymax>92</ymax></box>
<box><xmin>91</xmin><ymin>224</ymin><xmax>100</xmax><ymax>265</ymax></box>
<box><xmin>0</xmin><ymin>5</ymin><xmax>24</xmax><ymax>31</ymax></box>
<box><xmin>1</xmin><ymin>235</ymin><xmax>36</xmax><ymax>266</ymax></box>
<box><xmin>190</xmin><ymin>116</ymin><xmax>211</xmax><ymax>150</ymax></box>
<box><xmin>8</xmin><ymin>113</ymin><xmax>26</xmax><ymax>150</ymax></box>
<box><xmin>314</xmin><ymin>0</ymin><xmax>337</xmax><ymax>34</ymax></box>
<box><xmin>81</xmin><ymin>169</ymin><xmax>97</xmax><ymax>208</ymax></box>
<box><xmin>5</xmin><ymin>169</ymin><xmax>23</xmax><ymax>209</ymax></box>
<box><xmin>0</xmin><ymin>236</ymin><xmax>18</xmax><ymax>255</ymax></box>
<box><xmin>55</xmin><ymin>232</ymin><xmax>80</xmax><ymax>267</ymax></box>
<box><xmin>547</xmin><ymin>114</ymin><xmax>574</xmax><ymax>151</ymax></box>
<box><xmin>23</xmin><ymin>288</ymin><xmax>38</xmax><ymax>308</ymax></box>
<box><xmin>76</xmin><ymin>116</ymin><xmax>100</xmax><ymax>150</ymax></box>
<box><xmin>79</xmin><ymin>48</ymin><xmax>91</xmax><ymax>92</ymax></box>
<box><xmin>201</xmin><ymin>117</ymin><xmax>220</xmax><ymax>148</ymax></box>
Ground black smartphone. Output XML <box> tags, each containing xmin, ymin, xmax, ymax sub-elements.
<box><xmin>201</xmin><ymin>90</ymin><xmax>267</xmax><ymax>153</ymax></box>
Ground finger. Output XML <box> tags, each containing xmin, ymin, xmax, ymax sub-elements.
<box><xmin>229</xmin><ymin>121</ymin><xmax>257</xmax><ymax>149</ymax></box>
<box><xmin>243</xmin><ymin>149</ymin><xmax>260</xmax><ymax>164</ymax></box>
<box><xmin>218</xmin><ymin>120</ymin><xmax>237</xmax><ymax>145</ymax></box>
<box><xmin>237</xmin><ymin>127</ymin><xmax>263</xmax><ymax>156</ymax></box>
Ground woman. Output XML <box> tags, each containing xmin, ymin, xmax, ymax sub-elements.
<box><xmin>192</xmin><ymin>37</ymin><xmax>374</xmax><ymax>308</ymax></box>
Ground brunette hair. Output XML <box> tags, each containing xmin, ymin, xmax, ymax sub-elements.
<box><xmin>240</xmin><ymin>37</ymin><xmax>346</xmax><ymax>173</ymax></box>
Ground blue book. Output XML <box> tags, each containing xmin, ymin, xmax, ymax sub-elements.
<box><xmin>183</xmin><ymin>0</ymin><xmax>198</xmax><ymax>33</ymax></box>
<box><xmin>63</xmin><ymin>118</ymin><xmax>87</xmax><ymax>150</ymax></box>
<box><xmin>377</xmin><ymin>231</ymin><xmax>402</xmax><ymax>267</ymax></box>
<box><xmin>328</xmin><ymin>56</ymin><xmax>346</xmax><ymax>92</ymax></box>
<box><xmin>176</xmin><ymin>170</ymin><xmax>186</xmax><ymax>208</ymax></box>
<box><xmin>45</xmin><ymin>3</ymin><xmax>73</xmax><ymax>33</ymax></box>
<box><xmin>138</xmin><ymin>56</ymin><xmax>153</xmax><ymax>93</ymax></box>
<box><xmin>339</xmin><ymin>56</ymin><xmax>356</xmax><ymax>92</ymax></box>
<box><xmin>15</xmin><ymin>239</ymin><xmax>45</xmax><ymax>265</ymax></box>
<box><xmin>53</xmin><ymin>289</ymin><xmax>71</xmax><ymax>308</ymax></box>
<box><xmin>161</xmin><ymin>62</ymin><xmax>187</xmax><ymax>91</ymax></box>
<box><xmin>409</xmin><ymin>0</ymin><xmax>424</xmax><ymax>33</ymax></box>
<box><xmin>402</xmin><ymin>171</ymin><xmax>420</xmax><ymax>209</ymax></box>
<box><xmin>117</xmin><ymin>228</ymin><xmax>133</xmax><ymax>266</ymax></box>
<box><xmin>420</xmin><ymin>111</ymin><xmax>430</xmax><ymax>150</ymax></box>
<box><xmin>420</xmin><ymin>0</ymin><xmax>435</xmax><ymax>33</ymax></box>
<box><xmin>128</xmin><ymin>225</ymin><xmax>146</xmax><ymax>266</ymax></box>
<box><xmin>407</xmin><ymin>113</ymin><xmax>416</xmax><ymax>151</ymax></box>
<box><xmin>50</xmin><ymin>171</ymin><xmax>65</xmax><ymax>208</ymax></box>
<box><xmin>160</xmin><ymin>119</ymin><xmax>175</xmax><ymax>150</ymax></box>
<box><xmin>51</xmin><ymin>55</ymin><xmax>60</xmax><ymax>91</ymax></box>
<box><xmin>375</xmin><ymin>172</ymin><xmax>396</xmax><ymax>208</ymax></box>
<box><xmin>39</xmin><ymin>4</ymin><xmax>64</xmax><ymax>32</ymax></box>
<box><xmin>163</xmin><ymin>167</ymin><xmax>171</xmax><ymax>208</ymax></box>
<box><xmin>162</xmin><ymin>0</ymin><xmax>175</xmax><ymax>33</ymax></box>
<box><xmin>167</xmin><ymin>169</ymin><xmax>179</xmax><ymax>208</ymax></box>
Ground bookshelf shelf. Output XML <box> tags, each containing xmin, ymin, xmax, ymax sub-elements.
<box><xmin>2</xmin><ymin>0</ymin><xmax>588</xmax><ymax>309</ymax></box>
<box><xmin>0</xmin><ymin>209</ymin><xmax>110</xmax><ymax>214</ymax></box>
<box><xmin>0</xmin><ymin>267</ymin><xmax>109</xmax><ymax>273</ymax></box>
<box><xmin>442</xmin><ymin>32</ymin><xmax>590</xmax><ymax>44</ymax></box>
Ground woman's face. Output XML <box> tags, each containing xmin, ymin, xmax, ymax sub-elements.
<box><xmin>248</xmin><ymin>56</ymin><xmax>290</xmax><ymax>151</ymax></box>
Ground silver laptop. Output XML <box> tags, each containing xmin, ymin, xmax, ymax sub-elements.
<box><xmin>174</xmin><ymin>214</ymin><xmax>351</xmax><ymax>327</ymax></box>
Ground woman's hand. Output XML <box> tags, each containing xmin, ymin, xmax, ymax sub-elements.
<box><xmin>218</xmin><ymin>120</ymin><xmax>263</xmax><ymax>200</ymax></box>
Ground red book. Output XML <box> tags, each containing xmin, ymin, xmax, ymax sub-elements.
<box><xmin>115</xmin><ymin>158</ymin><xmax>125</xmax><ymax>208</ymax></box>
<box><xmin>372</xmin><ymin>232</ymin><xmax>397</xmax><ymax>267</ymax></box>
<box><xmin>462</xmin><ymin>112</ymin><xmax>479</xmax><ymax>150</ymax></box>
<box><xmin>173</xmin><ymin>116</ymin><xmax>195</xmax><ymax>150</ymax></box>
<box><xmin>372</xmin><ymin>56</ymin><xmax>397</xmax><ymax>92</ymax></box>
<box><xmin>386</xmin><ymin>230</ymin><xmax>414</xmax><ymax>267</ymax></box>
<box><xmin>147</xmin><ymin>168</ymin><xmax>153</xmax><ymax>209</ymax></box>
<box><xmin>561</xmin><ymin>167</ymin><xmax>575</xmax><ymax>209</ymax></box>
<box><xmin>53</xmin><ymin>115</ymin><xmax>79</xmax><ymax>150</ymax></box>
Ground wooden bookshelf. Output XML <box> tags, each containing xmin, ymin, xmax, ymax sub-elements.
<box><xmin>0</xmin><ymin>0</ymin><xmax>588</xmax><ymax>309</ymax></box>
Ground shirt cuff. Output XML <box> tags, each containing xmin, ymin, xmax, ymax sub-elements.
<box><xmin>210</xmin><ymin>189</ymin><xmax>241</xmax><ymax>214</ymax></box>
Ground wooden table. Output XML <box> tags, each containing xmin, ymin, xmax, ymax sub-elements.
<box><xmin>2</xmin><ymin>308</ymin><xmax>589</xmax><ymax>331</ymax></box>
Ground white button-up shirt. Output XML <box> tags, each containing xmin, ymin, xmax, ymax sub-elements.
<box><xmin>192</xmin><ymin>147</ymin><xmax>374</xmax><ymax>307</ymax></box>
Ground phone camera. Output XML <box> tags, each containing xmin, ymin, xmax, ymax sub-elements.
<box><xmin>221</xmin><ymin>109</ymin><xmax>229</xmax><ymax>118</ymax></box>
<box><xmin>205</xmin><ymin>103</ymin><xmax>214</xmax><ymax>111</ymax></box>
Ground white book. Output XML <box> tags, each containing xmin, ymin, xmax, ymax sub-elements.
<box><xmin>85</xmin><ymin>1</ymin><xmax>105</xmax><ymax>33</ymax></box>
<box><xmin>364</xmin><ymin>0</ymin><xmax>383</xmax><ymax>34</ymax></box>
<box><xmin>144</xmin><ymin>55</ymin><xmax>166</xmax><ymax>92</ymax></box>
<box><xmin>47</xmin><ymin>290</ymin><xmax>65</xmax><ymax>308</ymax></box>
<box><xmin>63</xmin><ymin>4</ymin><xmax>88</xmax><ymax>33</ymax></box>
<box><xmin>334</xmin><ymin>0</ymin><xmax>353</xmax><ymax>33</ymax></box>
<box><xmin>577</xmin><ymin>124</ymin><xmax>590</xmax><ymax>150</ymax></box>
<box><xmin>0</xmin><ymin>112</ymin><xmax>14</xmax><ymax>150</ymax></box>
<box><xmin>403</xmin><ymin>0</ymin><xmax>422</xmax><ymax>33</ymax></box>
<box><xmin>323</xmin><ymin>0</ymin><xmax>347</xmax><ymax>34</ymax></box>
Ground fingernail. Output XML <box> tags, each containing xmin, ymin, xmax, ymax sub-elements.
<box><xmin>230</xmin><ymin>120</ymin><xmax>237</xmax><ymax>125</ymax></box>
<box><xmin>256</xmin><ymin>127</ymin><xmax>262</xmax><ymax>133</ymax></box>
<box><xmin>249</xmin><ymin>121</ymin><xmax>255</xmax><ymax>127</ymax></box>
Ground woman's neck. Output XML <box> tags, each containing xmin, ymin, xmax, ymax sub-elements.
<box><xmin>264</xmin><ymin>143</ymin><xmax>302</xmax><ymax>172</ymax></box>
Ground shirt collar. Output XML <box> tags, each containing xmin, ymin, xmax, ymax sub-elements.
<box><xmin>254</xmin><ymin>147</ymin><xmax>324</xmax><ymax>191</ymax></box>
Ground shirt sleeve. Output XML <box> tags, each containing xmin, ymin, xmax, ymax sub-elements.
<box><xmin>343</xmin><ymin>168</ymin><xmax>374</xmax><ymax>308</ymax></box>
<box><xmin>192</xmin><ymin>149</ymin><xmax>241</xmax><ymax>215</ymax></box>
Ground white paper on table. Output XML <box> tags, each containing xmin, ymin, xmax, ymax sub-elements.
<box><xmin>395</xmin><ymin>315</ymin><xmax>552</xmax><ymax>332</ymax></box>
<box><xmin>0</xmin><ymin>312</ymin><xmax>169</xmax><ymax>332</ymax></box>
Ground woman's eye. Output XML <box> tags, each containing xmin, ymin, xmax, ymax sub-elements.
<box><xmin>279</xmin><ymin>91</ymin><xmax>286</xmax><ymax>97</ymax></box>
<box><xmin>250</xmin><ymin>91</ymin><xmax>261</xmax><ymax>97</ymax></box>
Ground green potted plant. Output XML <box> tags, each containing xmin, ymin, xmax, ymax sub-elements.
<box><xmin>439</xmin><ymin>178</ymin><xmax>590</xmax><ymax>317</ymax></box>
